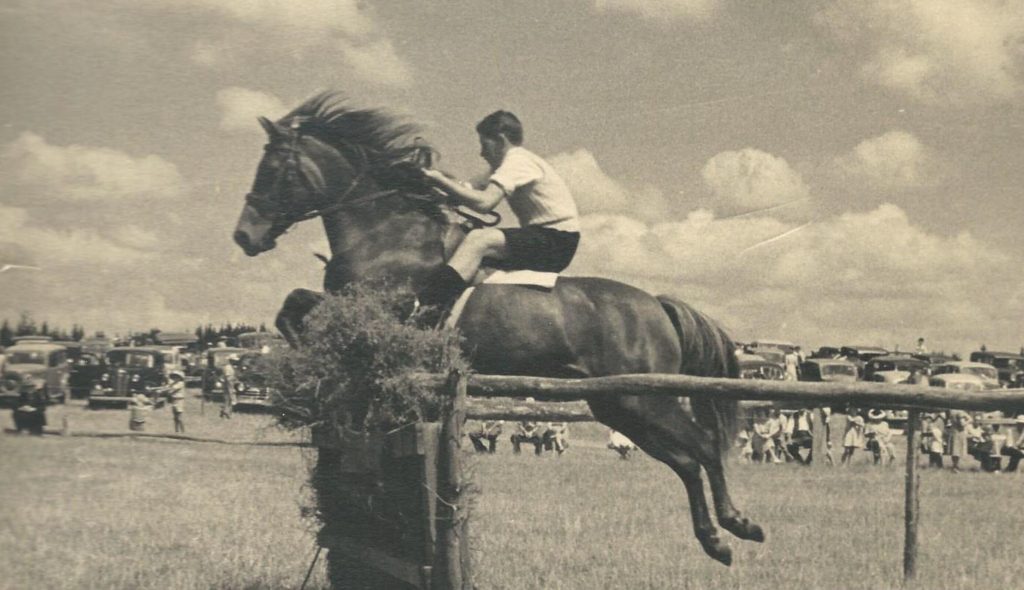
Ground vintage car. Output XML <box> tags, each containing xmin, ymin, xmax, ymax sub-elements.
<box><xmin>810</xmin><ymin>346</ymin><xmax>843</xmax><ymax>359</ymax></box>
<box><xmin>88</xmin><ymin>347</ymin><xmax>168</xmax><ymax>408</ymax></box>
<box><xmin>236</xmin><ymin>331</ymin><xmax>285</xmax><ymax>352</ymax></box>
<box><xmin>928</xmin><ymin>373</ymin><xmax>987</xmax><ymax>392</ymax></box>
<box><xmin>0</xmin><ymin>341</ymin><xmax>69</xmax><ymax>406</ymax></box>
<box><xmin>737</xmin><ymin>353</ymin><xmax>785</xmax><ymax>380</ymax></box>
<box><xmin>930</xmin><ymin>361</ymin><xmax>1002</xmax><ymax>390</ymax></box>
<box><xmin>747</xmin><ymin>339</ymin><xmax>799</xmax><ymax>354</ymax></box>
<box><xmin>840</xmin><ymin>345</ymin><xmax>890</xmax><ymax>378</ymax></box>
<box><xmin>202</xmin><ymin>347</ymin><xmax>248</xmax><ymax>402</ymax></box>
<box><xmin>863</xmin><ymin>355</ymin><xmax>928</xmax><ymax>384</ymax></box>
<box><xmin>231</xmin><ymin>351</ymin><xmax>276</xmax><ymax>407</ymax></box>
<box><xmin>799</xmin><ymin>358</ymin><xmax>858</xmax><ymax>383</ymax></box>
<box><xmin>69</xmin><ymin>351</ymin><xmax>107</xmax><ymax>398</ymax></box>
<box><xmin>968</xmin><ymin>351</ymin><xmax>1024</xmax><ymax>387</ymax></box>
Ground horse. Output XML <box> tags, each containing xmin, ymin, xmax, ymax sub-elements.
<box><xmin>232</xmin><ymin>93</ymin><xmax>764</xmax><ymax>565</ymax></box>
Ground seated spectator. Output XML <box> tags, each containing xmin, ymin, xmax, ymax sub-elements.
<box><xmin>129</xmin><ymin>393</ymin><xmax>154</xmax><ymax>432</ymax></box>
<box><xmin>510</xmin><ymin>421</ymin><xmax>545</xmax><ymax>456</ymax></box>
<box><xmin>751</xmin><ymin>408</ymin><xmax>778</xmax><ymax>464</ymax></box>
<box><xmin>12</xmin><ymin>386</ymin><xmax>47</xmax><ymax>436</ymax></box>
<box><xmin>608</xmin><ymin>429</ymin><xmax>637</xmax><ymax>460</ymax></box>
<box><xmin>864</xmin><ymin>409</ymin><xmax>895</xmax><ymax>466</ymax></box>
<box><xmin>468</xmin><ymin>420</ymin><xmax>503</xmax><ymax>454</ymax></box>
<box><xmin>1001</xmin><ymin>416</ymin><xmax>1024</xmax><ymax>472</ymax></box>
<box><xmin>736</xmin><ymin>428</ymin><xmax>753</xmax><ymax>463</ymax></box>
<box><xmin>786</xmin><ymin>408</ymin><xmax>814</xmax><ymax>465</ymax></box>
<box><xmin>986</xmin><ymin>424</ymin><xmax>1008</xmax><ymax>473</ymax></box>
<box><xmin>544</xmin><ymin>421</ymin><xmax>569</xmax><ymax>456</ymax></box>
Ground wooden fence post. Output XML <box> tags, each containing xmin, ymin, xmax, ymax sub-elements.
<box><xmin>903</xmin><ymin>409</ymin><xmax>921</xmax><ymax>582</ymax></box>
<box><xmin>811</xmin><ymin>407</ymin><xmax>828</xmax><ymax>469</ymax></box>
<box><xmin>433</xmin><ymin>370</ymin><xmax>471</xmax><ymax>589</ymax></box>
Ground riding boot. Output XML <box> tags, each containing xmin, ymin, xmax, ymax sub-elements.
<box><xmin>417</xmin><ymin>265</ymin><xmax>467</xmax><ymax>308</ymax></box>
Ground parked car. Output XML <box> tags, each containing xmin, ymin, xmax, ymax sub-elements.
<box><xmin>799</xmin><ymin>358</ymin><xmax>858</xmax><ymax>383</ymax></box>
<box><xmin>968</xmin><ymin>351</ymin><xmax>1024</xmax><ymax>387</ymax></box>
<box><xmin>810</xmin><ymin>346</ymin><xmax>843</xmax><ymax>359</ymax></box>
<box><xmin>69</xmin><ymin>351</ymin><xmax>107</xmax><ymax>398</ymax></box>
<box><xmin>863</xmin><ymin>355</ymin><xmax>928</xmax><ymax>384</ymax></box>
<box><xmin>930</xmin><ymin>361</ymin><xmax>1002</xmax><ymax>390</ymax></box>
<box><xmin>737</xmin><ymin>353</ymin><xmax>785</xmax><ymax>380</ymax></box>
<box><xmin>236</xmin><ymin>331</ymin><xmax>285</xmax><ymax>352</ymax></box>
<box><xmin>89</xmin><ymin>347</ymin><xmax>168</xmax><ymax>408</ymax></box>
<box><xmin>0</xmin><ymin>341</ymin><xmax>69</xmax><ymax>406</ymax></box>
<box><xmin>747</xmin><ymin>339</ymin><xmax>799</xmax><ymax>354</ymax></box>
<box><xmin>202</xmin><ymin>347</ymin><xmax>247</xmax><ymax>402</ymax></box>
<box><xmin>841</xmin><ymin>345</ymin><xmax>891</xmax><ymax>378</ymax></box>
<box><xmin>231</xmin><ymin>351</ymin><xmax>276</xmax><ymax>407</ymax></box>
<box><xmin>928</xmin><ymin>373</ymin><xmax>987</xmax><ymax>392</ymax></box>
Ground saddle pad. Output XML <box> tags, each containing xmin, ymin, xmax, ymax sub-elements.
<box><xmin>445</xmin><ymin>271</ymin><xmax>560</xmax><ymax>328</ymax></box>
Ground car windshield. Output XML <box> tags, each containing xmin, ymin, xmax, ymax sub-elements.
<box><xmin>108</xmin><ymin>351</ymin><xmax>156</xmax><ymax>368</ymax></box>
<box><xmin>991</xmin><ymin>358</ymin><xmax>1019</xmax><ymax>369</ymax></box>
<box><xmin>8</xmin><ymin>351</ymin><xmax>46</xmax><ymax>365</ymax></box>
<box><xmin>965</xmin><ymin>366</ymin><xmax>998</xmax><ymax>380</ymax></box>
<box><xmin>822</xmin><ymin>364</ymin><xmax>856</xmax><ymax>376</ymax></box>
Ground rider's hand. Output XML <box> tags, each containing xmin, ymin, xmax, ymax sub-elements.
<box><xmin>421</xmin><ymin>168</ymin><xmax>446</xmax><ymax>184</ymax></box>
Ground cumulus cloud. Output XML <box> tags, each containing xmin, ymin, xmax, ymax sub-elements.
<box><xmin>833</xmin><ymin>130</ymin><xmax>937</xmax><ymax>190</ymax></box>
<box><xmin>566</xmin><ymin>195</ymin><xmax>1014</xmax><ymax>355</ymax></box>
<box><xmin>548</xmin><ymin>149</ymin><xmax>674</xmax><ymax>222</ymax></box>
<box><xmin>701</xmin><ymin>148</ymin><xmax>809</xmax><ymax>210</ymax></box>
<box><xmin>816</xmin><ymin>0</ymin><xmax>1024</xmax><ymax>104</ymax></box>
<box><xmin>0</xmin><ymin>132</ymin><xmax>186</xmax><ymax>203</ymax></box>
<box><xmin>216</xmin><ymin>87</ymin><xmax>288</xmax><ymax>132</ymax></box>
<box><xmin>135</xmin><ymin>0</ymin><xmax>411</xmax><ymax>87</ymax></box>
<box><xmin>593</xmin><ymin>0</ymin><xmax>721</xmax><ymax>20</ymax></box>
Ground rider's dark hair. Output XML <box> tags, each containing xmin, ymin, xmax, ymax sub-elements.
<box><xmin>476</xmin><ymin>110</ymin><xmax>523</xmax><ymax>145</ymax></box>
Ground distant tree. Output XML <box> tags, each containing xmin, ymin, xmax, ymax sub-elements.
<box><xmin>16</xmin><ymin>312</ymin><xmax>36</xmax><ymax>336</ymax></box>
<box><xmin>40</xmin><ymin>321</ymin><xmax>50</xmax><ymax>336</ymax></box>
<box><xmin>0</xmin><ymin>320</ymin><xmax>12</xmax><ymax>347</ymax></box>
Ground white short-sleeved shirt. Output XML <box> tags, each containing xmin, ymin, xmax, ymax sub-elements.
<box><xmin>489</xmin><ymin>146</ymin><xmax>580</xmax><ymax>232</ymax></box>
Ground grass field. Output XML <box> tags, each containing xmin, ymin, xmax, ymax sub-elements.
<box><xmin>2</xmin><ymin>392</ymin><xmax>1021</xmax><ymax>589</ymax></box>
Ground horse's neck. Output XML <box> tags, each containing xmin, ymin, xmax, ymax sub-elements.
<box><xmin>322</xmin><ymin>199</ymin><xmax>461</xmax><ymax>291</ymax></box>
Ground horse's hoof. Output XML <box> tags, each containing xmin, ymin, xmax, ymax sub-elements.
<box><xmin>721</xmin><ymin>517</ymin><xmax>766</xmax><ymax>543</ymax></box>
<box><xmin>700</xmin><ymin>539</ymin><xmax>733</xmax><ymax>566</ymax></box>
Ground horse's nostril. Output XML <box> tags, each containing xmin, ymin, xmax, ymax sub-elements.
<box><xmin>234</xmin><ymin>230</ymin><xmax>251</xmax><ymax>249</ymax></box>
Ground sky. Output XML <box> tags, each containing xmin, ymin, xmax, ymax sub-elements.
<box><xmin>1</xmin><ymin>0</ymin><xmax>1022</xmax><ymax>357</ymax></box>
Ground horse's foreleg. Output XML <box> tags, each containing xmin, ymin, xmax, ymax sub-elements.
<box><xmin>275</xmin><ymin>288</ymin><xmax>325</xmax><ymax>348</ymax></box>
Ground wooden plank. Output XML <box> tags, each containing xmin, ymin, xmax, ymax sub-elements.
<box><xmin>420</xmin><ymin>423</ymin><xmax>440</xmax><ymax>567</ymax></box>
<box><xmin>433</xmin><ymin>371</ymin><xmax>470</xmax><ymax>590</ymax></box>
<box><xmin>319</xmin><ymin>532</ymin><xmax>424</xmax><ymax>588</ymax></box>
<box><xmin>903</xmin><ymin>410</ymin><xmax>921</xmax><ymax>582</ymax></box>
<box><xmin>412</xmin><ymin>374</ymin><xmax>1024</xmax><ymax>414</ymax></box>
<box><xmin>466</xmin><ymin>398</ymin><xmax>593</xmax><ymax>421</ymax></box>
<box><xmin>811</xmin><ymin>408</ymin><xmax>827</xmax><ymax>470</ymax></box>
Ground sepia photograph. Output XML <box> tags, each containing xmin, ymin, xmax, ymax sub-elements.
<box><xmin>1</xmin><ymin>1</ymin><xmax>1022</xmax><ymax>588</ymax></box>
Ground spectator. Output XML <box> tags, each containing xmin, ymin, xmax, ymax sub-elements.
<box><xmin>13</xmin><ymin>384</ymin><xmax>46</xmax><ymax>436</ymax></box>
<box><xmin>783</xmin><ymin>350</ymin><xmax>800</xmax><ymax>381</ymax></box>
<box><xmin>1001</xmin><ymin>416</ymin><xmax>1024</xmax><ymax>472</ymax></box>
<box><xmin>736</xmin><ymin>428</ymin><xmax>753</xmax><ymax>463</ymax></box>
<box><xmin>129</xmin><ymin>393</ymin><xmax>153</xmax><ymax>432</ymax></box>
<box><xmin>167</xmin><ymin>371</ymin><xmax>186</xmax><ymax>434</ymax></box>
<box><xmin>511</xmin><ymin>421</ymin><xmax>545</xmax><ymax>455</ymax></box>
<box><xmin>608</xmin><ymin>429</ymin><xmax>637</xmax><ymax>460</ymax></box>
<box><xmin>468</xmin><ymin>420</ymin><xmax>503</xmax><ymax>453</ymax></box>
<box><xmin>864</xmin><ymin>409</ymin><xmax>895</xmax><ymax>466</ymax></box>
<box><xmin>751</xmin><ymin>408</ymin><xmax>778</xmax><ymax>463</ymax></box>
<box><xmin>915</xmin><ymin>337</ymin><xmax>928</xmax><ymax>354</ymax></box>
<box><xmin>946</xmin><ymin>410</ymin><xmax>972</xmax><ymax>472</ymax></box>
<box><xmin>219</xmin><ymin>357</ymin><xmax>238</xmax><ymax>420</ymax></box>
<box><xmin>770</xmin><ymin>409</ymin><xmax>792</xmax><ymax>462</ymax></box>
<box><xmin>841</xmin><ymin>409</ymin><xmax>865</xmax><ymax>466</ymax></box>
<box><xmin>922</xmin><ymin>413</ymin><xmax>945</xmax><ymax>469</ymax></box>
<box><xmin>544</xmin><ymin>421</ymin><xmax>569</xmax><ymax>456</ymax></box>
<box><xmin>786</xmin><ymin>408</ymin><xmax>814</xmax><ymax>464</ymax></box>
<box><xmin>985</xmin><ymin>424</ymin><xmax>1008</xmax><ymax>473</ymax></box>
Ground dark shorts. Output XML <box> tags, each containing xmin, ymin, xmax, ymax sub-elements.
<box><xmin>489</xmin><ymin>227</ymin><xmax>580</xmax><ymax>273</ymax></box>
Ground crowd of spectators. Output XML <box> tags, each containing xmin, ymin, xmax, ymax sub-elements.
<box><xmin>468</xmin><ymin>420</ymin><xmax>570</xmax><ymax>456</ymax></box>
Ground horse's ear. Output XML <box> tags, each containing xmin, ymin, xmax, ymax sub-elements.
<box><xmin>258</xmin><ymin>116</ymin><xmax>286</xmax><ymax>140</ymax></box>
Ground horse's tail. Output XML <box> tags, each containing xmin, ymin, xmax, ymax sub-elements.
<box><xmin>657</xmin><ymin>295</ymin><xmax>740</xmax><ymax>455</ymax></box>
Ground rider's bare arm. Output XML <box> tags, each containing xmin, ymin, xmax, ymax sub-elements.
<box><xmin>422</xmin><ymin>169</ymin><xmax>505</xmax><ymax>212</ymax></box>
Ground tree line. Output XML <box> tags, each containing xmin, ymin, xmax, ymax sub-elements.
<box><xmin>0</xmin><ymin>312</ymin><xmax>270</xmax><ymax>349</ymax></box>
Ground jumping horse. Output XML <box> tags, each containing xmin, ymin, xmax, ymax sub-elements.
<box><xmin>232</xmin><ymin>93</ymin><xmax>764</xmax><ymax>565</ymax></box>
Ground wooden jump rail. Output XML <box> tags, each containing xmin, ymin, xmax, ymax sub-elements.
<box><xmin>318</xmin><ymin>372</ymin><xmax>1024</xmax><ymax>589</ymax></box>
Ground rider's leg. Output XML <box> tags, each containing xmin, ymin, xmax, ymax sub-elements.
<box><xmin>418</xmin><ymin>228</ymin><xmax>508</xmax><ymax>307</ymax></box>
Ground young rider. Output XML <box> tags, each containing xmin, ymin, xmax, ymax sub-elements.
<box><xmin>417</xmin><ymin>110</ymin><xmax>580</xmax><ymax>308</ymax></box>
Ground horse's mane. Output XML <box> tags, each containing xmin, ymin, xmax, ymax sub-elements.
<box><xmin>279</xmin><ymin>92</ymin><xmax>436</xmax><ymax>195</ymax></box>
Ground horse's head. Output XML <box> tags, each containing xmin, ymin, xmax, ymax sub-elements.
<box><xmin>234</xmin><ymin>116</ymin><xmax>356</xmax><ymax>256</ymax></box>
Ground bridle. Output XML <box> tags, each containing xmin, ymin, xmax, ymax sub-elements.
<box><xmin>245</xmin><ymin>120</ymin><xmax>500</xmax><ymax>229</ymax></box>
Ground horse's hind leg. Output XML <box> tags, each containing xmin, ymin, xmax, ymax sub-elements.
<box><xmin>704</xmin><ymin>457</ymin><xmax>765</xmax><ymax>543</ymax></box>
<box><xmin>590</xmin><ymin>399</ymin><xmax>733</xmax><ymax>566</ymax></box>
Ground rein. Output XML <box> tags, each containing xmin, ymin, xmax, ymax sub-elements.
<box><xmin>246</xmin><ymin>124</ymin><xmax>501</xmax><ymax>228</ymax></box>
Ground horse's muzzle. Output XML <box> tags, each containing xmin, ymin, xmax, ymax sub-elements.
<box><xmin>233</xmin><ymin>204</ymin><xmax>278</xmax><ymax>256</ymax></box>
